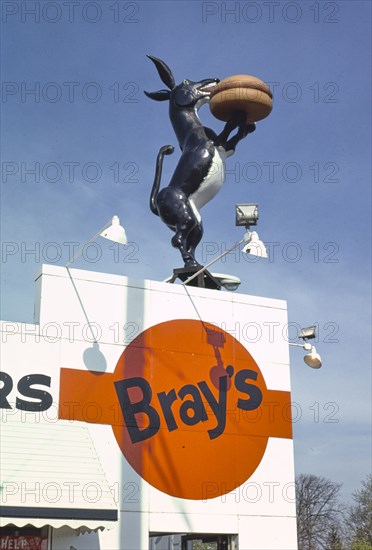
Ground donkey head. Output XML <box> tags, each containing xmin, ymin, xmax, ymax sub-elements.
<box><xmin>144</xmin><ymin>55</ymin><xmax>219</xmax><ymax>110</ymax></box>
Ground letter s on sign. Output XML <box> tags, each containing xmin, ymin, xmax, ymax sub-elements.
<box><xmin>235</xmin><ymin>369</ymin><xmax>263</xmax><ymax>411</ymax></box>
<box><xmin>16</xmin><ymin>374</ymin><xmax>53</xmax><ymax>412</ymax></box>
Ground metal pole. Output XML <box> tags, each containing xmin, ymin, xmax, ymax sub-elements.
<box><xmin>65</xmin><ymin>221</ymin><xmax>110</xmax><ymax>268</ymax></box>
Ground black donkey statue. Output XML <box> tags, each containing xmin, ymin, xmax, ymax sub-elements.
<box><xmin>145</xmin><ymin>55</ymin><xmax>256</xmax><ymax>271</ymax></box>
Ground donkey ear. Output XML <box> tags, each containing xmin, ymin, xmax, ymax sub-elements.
<box><xmin>146</xmin><ymin>55</ymin><xmax>175</xmax><ymax>90</ymax></box>
<box><xmin>144</xmin><ymin>89</ymin><xmax>171</xmax><ymax>101</ymax></box>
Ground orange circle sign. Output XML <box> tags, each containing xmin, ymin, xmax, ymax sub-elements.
<box><xmin>113</xmin><ymin>319</ymin><xmax>267</xmax><ymax>500</ymax></box>
<box><xmin>59</xmin><ymin>319</ymin><xmax>292</xmax><ymax>500</ymax></box>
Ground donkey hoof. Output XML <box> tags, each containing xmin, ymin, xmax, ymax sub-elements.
<box><xmin>246</xmin><ymin>122</ymin><xmax>256</xmax><ymax>134</ymax></box>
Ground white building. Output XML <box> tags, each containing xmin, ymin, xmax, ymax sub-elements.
<box><xmin>0</xmin><ymin>265</ymin><xmax>297</xmax><ymax>549</ymax></box>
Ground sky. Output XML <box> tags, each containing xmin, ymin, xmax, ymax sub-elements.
<box><xmin>1</xmin><ymin>1</ymin><xmax>371</xmax><ymax>504</ymax></box>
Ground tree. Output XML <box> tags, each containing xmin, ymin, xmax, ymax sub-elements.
<box><xmin>346</xmin><ymin>475</ymin><xmax>372</xmax><ymax>550</ymax></box>
<box><xmin>351</xmin><ymin>543</ymin><xmax>372</xmax><ymax>550</ymax></box>
<box><xmin>296</xmin><ymin>473</ymin><xmax>344</xmax><ymax>550</ymax></box>
<box><xmin>325</xmin><ymin>525</ymin><xmax>344</xmax><ymax>550</ymax></box>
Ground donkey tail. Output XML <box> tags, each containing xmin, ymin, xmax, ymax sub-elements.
<box><xmin>150</xmin><ymin>145</ymin><xmax>174</xmax><ymax>216</ymax></box>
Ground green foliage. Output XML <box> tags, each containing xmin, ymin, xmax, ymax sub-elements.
<box><xmin>347</xmin><ymin>474</ymin><xmax>372</xmax><ymax>547</ymax></box>
<box><xmin>192</xmin><ymin>541</ymin><xmax>217</xmax><ymax>550</ymax></box>
<box><xmin>350</xmin><ymin>540</ymin><xmax>372</xmax><ymax>550</ymax></box>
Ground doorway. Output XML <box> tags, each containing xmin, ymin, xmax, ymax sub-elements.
<box><xmin>181</xmin><ymin>534</ymin><xmax>231</xmax><ymax>550</ymax></box>
<box><xmin>149</xmin><ymin>533</ymin><xmax>237</xmax><ymax>550</ymax></box>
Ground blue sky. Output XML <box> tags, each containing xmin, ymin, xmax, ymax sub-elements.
<box><xmin>1</xmin><ymin>1</ymin><xmax>371</xmax><ymax>503</ymax></box>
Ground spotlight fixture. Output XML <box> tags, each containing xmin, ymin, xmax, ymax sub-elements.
<box><xmin>235</xmin><ymin>204</ymin><xmax>268</xmax><ymax>258</ymax></box>
<box><xmin>303</xmin><ymin>345</ymin><xmax>322</xmax><ymax>369</ymax></box>
<box><xmin>66</xmin><ymin>215</ymin><xmax>127</xmax><ymax>268</ymax></box>
<box><xmin>242</xmin><ymin>230</ymin><xmax>268</xmax><ymax>258</ymax></box>
<box><xmin>211</xmin><ymin>273</ymin><xmax>241</xmax><ymax>291</ymax></box>
<box><xmin>99</xmin><ymin>215</ymin><xmax>127</xmax><ymax>245</ymax></box>
<box><xmin>299</xmin><ymin>325</ymin><xmax>317</xmax><ymax>341</ymax></box>
<box><xmin>235</xmin><ymin>204</ymin><xmax>259</xmax><ymax>227</ymax></box>
<box><xmin>289</xmin><ymin>325</ymin><xmax>322</xmax><ymax>369</ymax></box>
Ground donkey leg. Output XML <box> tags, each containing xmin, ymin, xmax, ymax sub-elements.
<box><xmin>183</xmin><ymin>200</ymin><xmax>203</xmax><ymax>266</ymax></box>
<box><xmin>185</xmin><ymin>221</ymin><xmax>204</xmax><ymax>267</ymax></box>
<box><xmin>157</xmin><ymin>188</ymin><xmax>200</xmax><ymax>267</ymax></box>
<box><xmin>171</xmin><ymin>214</ymin><xmax>200</xmax><ymax>268</ymax></box>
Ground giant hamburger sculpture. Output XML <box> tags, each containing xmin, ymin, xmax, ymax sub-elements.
<box><xmin>209</xmin><ymin>74</ymin><xmax>273</xmax><ymax>123</ymax></box>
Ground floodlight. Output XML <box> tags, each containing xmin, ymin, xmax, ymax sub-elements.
<box><xmin>289</xmin><ymin>335</ymin><xmax>322</xmax><ymax>369</ymax></box>
<box><xmin>299</xmin><ymin>325</ymin><xmax>316</xmax><ymax>341</ymax></box>
<box><xmin>66</xmin><ymin>215</ymin><xmax>127</xmax><ymax>268</ymax></box>
<box><xmin>242</xmin><ymin>231</ymin><xmax>268</xmax><ymax>258</ymax></box>
<box><xmin>100</xmin><ymin>215</ymin><xmax>127</xmax><ymax>245</ymax></box>
<box><xmin>304</xmin><ymin>345</ymin><xmax>322</xmax><ymax>369</ymax></box>
<box><xmin>235</xmin><ymin>204</ymin><xmax>258</xmax><ymax>227</ymax></box>
<box><xmin>211</xmin><ymin>273</ymin><xmax>241</xmax><ymax>291</ymax></box>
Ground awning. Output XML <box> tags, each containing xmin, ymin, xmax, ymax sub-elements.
<box><xmin>0</xmin><ymin>415</ymin><xmax>118</xmax><ymax>531</ymax></box>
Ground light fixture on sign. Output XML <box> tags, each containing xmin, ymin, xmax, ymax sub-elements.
<box><xmin>100</xmin><ymin>215</ymin><xmax>127</xmax><ymax>245</ymax></box>
<box><xmin>289</xmin><ymin>325</ymin><xmax>322</xmax><ymax>369</ymax></box>
<box><xmin>235</xmin><ymin>204</ymin><xmax>259</xmax><ymax>227</ymax></box>
<box><xmin>242</xmin><ymin>230</ymin><xmax>268</xmax><ymax>259</ymax></box>
<box><xmin>236</xmin><ymin>204</ymin><xmax>268</xmax><ymax>259</ymax></box>
<box><xmin>66</xmin><ymin>216</ymin><xmax>127</xmax><ymax>268</ymax></box>
<box><xmin>299</xmin><ymin>325</ymin><xmax>317</xmax><ymax>341</ymax></box>
<box><xmin>303</xmin><ymin>345</ymin><xmax>322</xmax><ymax>369</ymax></box>
<box><xmin>211</xmin><ymin>273</ymin><xmax>241</xmax><ymax>291</ymax></box>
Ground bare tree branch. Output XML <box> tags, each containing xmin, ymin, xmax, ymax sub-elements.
<box><xmin>296</xmin><ymin>474</ymin><xmax>344</xmax><ymax>550</ymax></box>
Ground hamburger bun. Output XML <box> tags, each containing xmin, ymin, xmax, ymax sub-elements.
<box><xmin>209</xmin><ymin>74</ymin><xmax>273</xmax><ymax>123</ymax></box>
